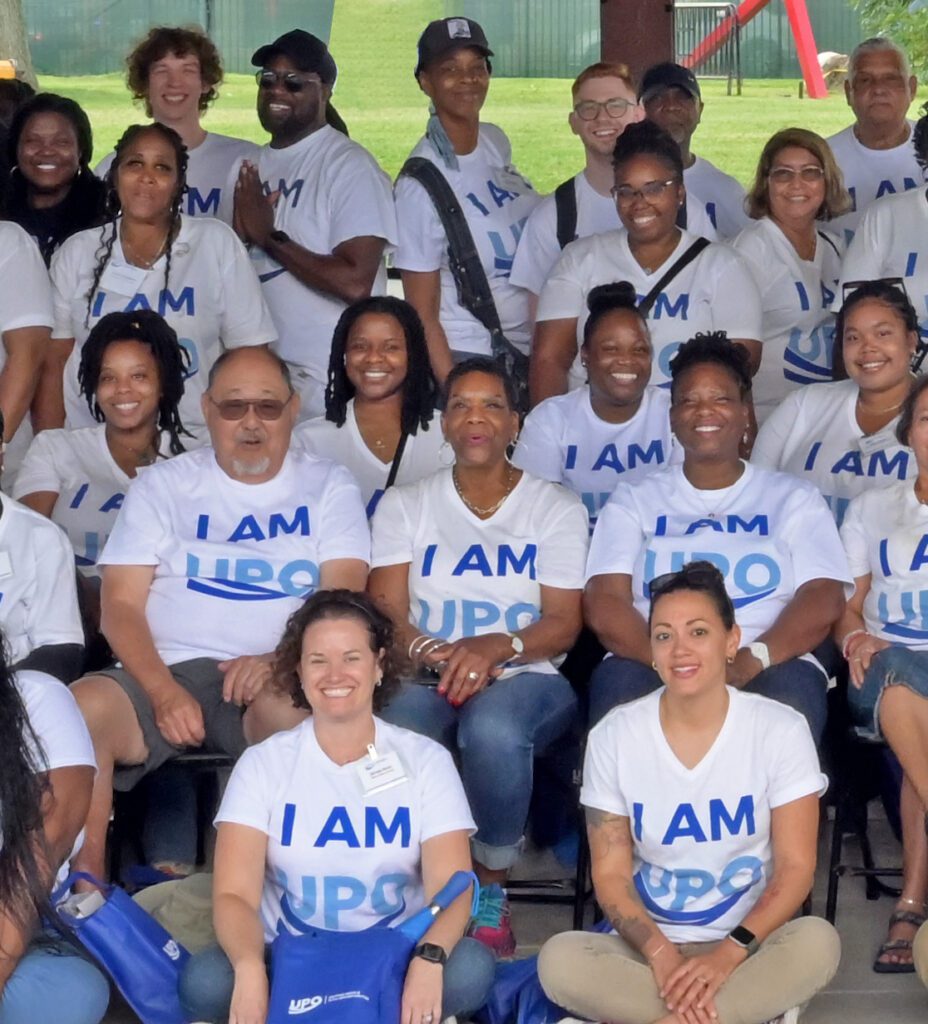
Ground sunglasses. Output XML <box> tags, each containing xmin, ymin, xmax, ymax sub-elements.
<box><xmin>256</xmin><ymin>69</ymin><xmax>322</xmax><ymax>93</ymax></box>
<box><xmin>648</xmin><ymin>562</ymin><xmax>726</xmax><ymax>598</ymax></box>
<box><xmin>208</xmin><ymin>395</ymin><xmax>293</xmax><ymax>421</ymax></box>
<box><xmin>768</xmin><ymin>164</ymin><xmax>825</xmax><ymax>185</ymax></box>
<box><xmin>840</xmin><ymin>276</ymin><xmax>907</xmax><ymax>302</ymax></box>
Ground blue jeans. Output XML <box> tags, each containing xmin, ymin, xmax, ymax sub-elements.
<box><xmin>848</xmin><ymin>645</ymin><xmax>928</xmax><ymax>739</ymax></box>
<box><xmin>589</xmin><ymin>655</ymin><xmax>828</xmax><ymax>744</ymax></box>
<box><xmin>0</xmin><ymin>941</ymin><xmax>109</xmax><ymax>1024</ymax></box>
<box><xmin>179</xmin><ymin>937</ymin><xmax>496</xmax><ymax>1022</ymax></box>
<box><xmin>379</xmin><ymin>671</ymin><xmax>579</xmax><ymax>870</ymax></box>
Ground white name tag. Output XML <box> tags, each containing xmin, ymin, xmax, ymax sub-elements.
<box><xmin>0</xmin><ymin>551</ymin><xmax>13</xmax><ymax>579</ymax></box>
<box><xmin>99</xmin><ymin>260</ymin><xmax>150</xmax><ymax>297</ymax></box>
<box><xmin>356</xmin><ymin>744</ymin><xmax>408</xmax><ymax>796</ymax></box>
<box><xmin>858</xmin><ymin>426</ymin><xmax>898</xmax><ymax>457</ymax></box>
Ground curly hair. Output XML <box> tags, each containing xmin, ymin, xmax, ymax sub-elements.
<box><xmin>745</xmin><ymin>127</ymin><xmax>851</xmax><ymax>222</ymax></box>
<box><xmin>440</xmin><ymin>355</ymin><xmax>519</xmax><ymax>413</ymax></box>
<box><xmin>77</xmin><ymin>309</ymin><xmax>191</xmax><ymax>455</ymax></box>
<box><xmin>126</xmin><ymin>26</ymin><xmax>223</xmax><ymax>115</ymax></box>
<box><xmin>0</xmin><ymin>633</ymin><xmax>54</xmax><ymax>935</ymax></box>
<box><xmin>612</xmin><ymin>119</ymin><xmax>683</xmax><ymax>179</ymax></box>
<box><xmin>86</xmin><ymin>123</ymin><xmax>188</xmax><ymax>328</ymax></box>
<box><xmin>325</xmin><ymin>296</ymin><xmax>437</xmax><ymax>435</ymax></box>
<box><xmin>272</xmin><ymin>590</ymin><xmax>400</xmax><ymax>713</ymax></box>
<box><xmin>669</xmin><ymin>331</ymin><xmax>752</xmax><ymax>402</ymax></box>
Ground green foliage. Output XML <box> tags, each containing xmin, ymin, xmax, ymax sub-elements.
<box><xmin>851</xmin><ymin>0</ymin><xmax>928</xmax><ymax>79</ymax></box>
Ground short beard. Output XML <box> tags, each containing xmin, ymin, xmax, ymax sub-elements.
<box><xmin>231</xmin><ymin>456</ymin><xmax>272</xmax><ymax>478</ymax></box>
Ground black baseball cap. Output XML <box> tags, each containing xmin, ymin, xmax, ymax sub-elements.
<box><xmin>251</xmin><ymin>30</ymin><xmax>338</xmax><ymax>86</ymax></box>
<box><xmin>415</xmin><ymin>17</ymin><xmax>493</xmax><ymax>77</ymax></box>
<box><xmin>638</xmin><ymin>62</ymin><xmax>701</xmax><ymax>103</ymax></box>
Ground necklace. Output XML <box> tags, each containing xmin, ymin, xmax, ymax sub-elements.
<box><xmin>453</xmin><ymin>463</ymin><xmax>517</xmax><ymax>517</ymax></box>
<box><xmin>856</xmin><ymin>394</ymin><xmax>904</xmax><ymax>416</ymax></box>
<box><xmin>109</xmin><ymin>432</ymin><xmax>159</xmax><ymax>468</ymax></box>
<box><xmin>120</xmin><ymin>227</ymin><xmax>170</xmax><ymax>270</ymax></box>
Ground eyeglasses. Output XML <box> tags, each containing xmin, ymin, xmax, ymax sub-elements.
<box><xmin>648</xmin><ymin>561</ymin><xmax>726</xmax><ymax>598</ymax></box>
<box><xmin>611</xmin><ymin>179</ymin><xmax>678</xmax><ymax>202</ymax></box>
<box><xmin>256</xmin><ymin>69</ymin><xmax>322</xmax><ymax>93</ymax></box>
<box><xmin>573</xmin><ymin>97</ymin><xmax>635</xmax><ymax>121</ymax></box>
<box><xmin>208</xmin><ymin>395</ymin><xmax>293</xmax><ymax>421</ymax></box>
<box><xmin>768</xmin><ymin>164</ymin><xmax>825</xmax><ymax>185</ymax></box>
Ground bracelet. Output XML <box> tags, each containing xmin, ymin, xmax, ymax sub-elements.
<box><xmin>644</xmin><ymin>941</ymin><xmax>667</xmax><ymax>963</ymax></box>
<box><xmin>407</xmin><ymin>634</ymin><xmax>430</xmax><ymax>661</ymax></box>
<box><xmin>840</xmin><ymin>629</ymin><xmax>868</xmax><ymax>660</ymax></box>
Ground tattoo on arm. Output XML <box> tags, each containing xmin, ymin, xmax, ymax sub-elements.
<box><xmin>586</xmin><ymin>808</ymin><xmax>658</xmax><ymax>952</ymax></box>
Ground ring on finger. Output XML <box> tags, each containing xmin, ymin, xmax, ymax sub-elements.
<box><xmin>466</xmin><ymin>670</ymin><xmax>480</xmax><ymax>681</ymax></box>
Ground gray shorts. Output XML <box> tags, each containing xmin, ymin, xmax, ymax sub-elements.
<box><xmin>99</xmin><ymin>657</ymin><xmax>247</xmax><ymax>791</ymax></box>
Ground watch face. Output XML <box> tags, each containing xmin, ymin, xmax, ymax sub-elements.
<box><xmin>415</xmin><ymin>942</ymin><xmax>446</xmax><ymax>964</ymax></box>
<box><xmin>510</xmin><ymin>634</ymin><xmax>525</xmax><ymax>654</ymax></box>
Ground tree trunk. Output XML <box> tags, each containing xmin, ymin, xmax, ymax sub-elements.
<box><xmin>0</xmin><ymin>0</ymin><xmax>36</xmax><ymax>88</ymax></box>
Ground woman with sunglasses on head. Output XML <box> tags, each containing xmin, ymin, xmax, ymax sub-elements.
<box><xmin>3</xmin><ymin>93</ymin><xmax>106</xmax><ymax>265</ymax></box>
<box><xmin>513</xmin><ymin>281</ymin><xmax>678</xmax><ymax>533</ymax></box>
<box><xmin>838</xmin><ymin>101</ymin><xmax>928</xmax><ymax>340</ymax></box>
<box><xmin>754</xmin><ymin>280</ymin><xmax>919</xmax><ymax>526</ymax></box>
<box><xmin>178</xmin><ymin>590</ymin><xmax>494</xmax><ymax>1024</ymax></box>
<box><xmin>35</xmin><ymin>121</ymin><xmax>275</xmax><ymax>443</ymax></box>
<box><xmin>296</xmin><ymin>296</ymin><xmax>443</xmax><ymax>518</ymax></box>
<box><xmin>731</xmin><ymin>128</ymin><xmax>849</xmax><ymax>423</ymax></box>
<box><xmin>531</xmin><ymin>120</ymin><xmax>762</xmax><ymax>405</ymax></box>
<box><xmin>394</xmin><ymin>17</ymin><xmax>540</xmax><ymax>383</ymax></box>
<box><xmin>834</xmin><ymin>375</ymin><xmax>928</xmax><ymax>972</ymax></box>
<box><xmin>368</xmin><ymin>357</ymin><xmax>588</xmax><ymax>956</ymax></box>
<box><xmin>585</xmin><ymin>332</ymin><xmax>851</xmax><ymax>741</ymax></box>
<box><xmin>539</xmin><ymin>561</ymin><xmax>840</xmax><ymax>1024</ymax></box>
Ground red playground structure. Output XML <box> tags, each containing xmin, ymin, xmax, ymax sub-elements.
<box><xmin>680</xmin><ymin>0</ymin><xmax>829</xmax><ymax>99</ymax></box>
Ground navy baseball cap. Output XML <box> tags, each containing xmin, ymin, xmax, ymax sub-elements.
<box><xmin>251</xmin><ymin>30</ymin><xmax>338</xmax><ymax>86</ymax></box>
<box><xmin>638</xmin><ymin>62</ymin><xmax>701</xmax><ymax>103</ymax></box>
<box><xmin>415</xmin><ymin>17</ymin><xmax>493</xmax><ymax>77</ymax></box>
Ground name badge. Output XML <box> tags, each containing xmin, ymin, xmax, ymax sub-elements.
<box><xmin>99</xmin><ymin>260</ymin><xmax>150</xmax><ymax>297</ymax></box>
<box><xmin>0</xmin><ymin>552</ymin><xmax>13</xmax><ymax>579</ymax></box>
<box><xmin>356</xmin><ymin>743</ymin><xmax>408</xmax><ymax>796</ymax></box>
<box><xmin>858</xmin><ymin>426</ymin><xmax>898</xmax><ymax>457</ymax></box>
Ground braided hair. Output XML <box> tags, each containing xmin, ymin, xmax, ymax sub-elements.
<box><xmin>84</xmin><ymin>123</ymin><xmax>188</xmax><ymax>327</ymax></box>
<box><xmin>324</xmin><ymin>296</ymin><xmax>438</xmax><ymax>435</ymax></box>
<box><xmin>77</xmin><ymin>309</ymin><xmax>191</xmax><ymax>455</ymax></box>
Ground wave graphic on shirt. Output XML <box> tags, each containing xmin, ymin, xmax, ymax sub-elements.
<box><xmin>883</xmin><ymin>622</ymin><xmax>928</xmax><ymax>641</ymax></box>
<box><xmin>186</xmin><ymin>577</ymin><xmax>294</xmax><ymax>601</ymax></box>
<box><xmin>730</xmin><ymin>587</ymin><xmax>777</xmax><ymax>609</ymax></box>
<box><xmin>784</xmin><ymin>349</ymin><xmax>832</xmax><ymax>385</ymax></box>
<box><xmin>634</xmin><ymin>872</ymin><xmax>755</xmax><ymax>926</ymax></box>
<box><xmin>278</xmin><ymin>892</ymin><xmax>408</xmax><ymax>934</ymax></box>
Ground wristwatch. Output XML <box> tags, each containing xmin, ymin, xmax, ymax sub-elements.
<box><xmin>268</xmin><ymin>229</ymin><xmax>291</xmax><ymax>246</ymax></box>
<box><xmin>727</xmin><ymin>924</ymin><xmax>759</xmax><ymax>955</ymax></box>
<box><xmin>509</xmin><ymin>633</ymin><xmax>525</xmax><ymax>656</ymax></box>
<box><xmin>413</xmin><ymin>942</ymin><xmax>448</xmax><ymax>966</ymax></box>
<box><xmin>748</xmin><ymin>641</ymin><xmax>771</xmax><ymax>670</ymax></box>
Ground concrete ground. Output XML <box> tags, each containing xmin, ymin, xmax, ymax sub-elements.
<box><xmin>101</xmin><ymin>812</ymin><xmax>926</xmax><ymax>1023</ymax></box>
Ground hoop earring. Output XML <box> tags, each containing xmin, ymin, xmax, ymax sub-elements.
<box><xmin>439</xmin><ymin>440</ymin><xmax>455</xmax><ymax>467</ymax></box>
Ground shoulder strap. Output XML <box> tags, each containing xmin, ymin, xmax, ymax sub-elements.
<box><xmin>816</xmin><ymin>230</ymin><xmax>841</xmax><ymax>261</ymax></box>
<box><xmin>638</xmin><ymin>236</ymin><xmax>712</xmax><ymax>318</ymax></box>
<box><xmin>384</xmin><ymin>430</ymin><xmax>409</xmax><ymax>490</ymax></box>
<box><xmin>554</xmin><ymin>177</ymin><xmax>578</xmax><ymax>250</ymax></box>
<box><xmin>400</xmin><ymin>157</ymin><xmax>502</xmax><ymax>335</ymax></box>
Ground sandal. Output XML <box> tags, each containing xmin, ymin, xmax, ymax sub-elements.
<box><xmin>873</xmin><ymin>901</ymin><xmax>926</xmax><ymax>974</ymax></box>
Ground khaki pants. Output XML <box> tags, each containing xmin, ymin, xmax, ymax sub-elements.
<box><xmin>538</xmin><ymin>917</ymin><xmax>840</xmax><ymax>1024</ymax></box>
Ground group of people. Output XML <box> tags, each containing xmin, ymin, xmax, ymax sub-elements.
<box><xmin>2</xmin><ymin>12</ymin><xmax>928</xmax><ymax>1024</ymax></box>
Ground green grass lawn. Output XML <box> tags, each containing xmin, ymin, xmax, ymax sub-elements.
<box><xmin>33</xmin><ymin>0</ymin><xmax>924</xmax><ymax>192</ymax></box>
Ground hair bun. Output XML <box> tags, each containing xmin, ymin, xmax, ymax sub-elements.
<box><xmin>587</xmin><ymin>280</ymin><xmax>638</xmax><ymax>315</ymax></box>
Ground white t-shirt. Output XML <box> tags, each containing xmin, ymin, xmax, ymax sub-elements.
<box><xmin>371</xmin><ymin>469</ymin><xmax>589</xmax><ymax>676</ymax></box>
<box><xmin>97</xmin><ymin>131</ymin><xmax>260</xmax><ymax>225</ymax></box>
<box><xmin>295</xmin><ymin>401</ymin><xmax>446</xmax><ymax>517</ymax></box>
<box><xmin>752</xmin><ymin>378</ymin><xmax>915</xmax><ymax>526</ymax></box>
<box><xmin>582</xmin><ymin>687</ymin><xmax>826</xmax><ymax>943</ymax></box>
<box><xmin>252</xmin><ymin>126</ymin><xmax>397</xmax><ymax>380</ymax></box>
<box><xmin>684</xmin><ymin>156</ymin><xmax>751</xmax><ymax>240</ymax></box>
<box><xmin>841</xmin><ymin>479</ymin><xmax>928</xmax><ymax>649</ymax></box>
<box><xmin>586</xmin><ymin>461</ymin><xmax>851</xmax><ymax>644</ymax></box>
<box><xmin>837</xmin><ymin>187</ymin><xmax>928</xmax><ymax>337</ymax></box>
<box><xmin>50</xmin><ymin>214</ymin><xmax>276</xmax><ymax>441</ymax></box>
<box><xmin>13</xmin><ymin>424</ymin><xmax>179</xmax><ymax>576</ymax></box>
<box><xmin>0</xmin><ymin>494</ymin><xmax>83</xmax><ymax>664</ymax></box>
<box><xmin>536</xmin><ymin>228</ymin><xmax>762</xmax><ymax>388</ymax></box>
<box><xmin>826</xmin><ymin>122</ymin><xmax>923</xmax><ymax>242</ymax></box>
<box><xmin>509</xmin><ymin>170</ymin><xmax>718</xmax><ymax>298</ymax></box>
<box><xmin>732</xmin><ymin>217</ymin><xmax>844</xmax><ymax>421</ymax></box>
<box><xmin>215</xmin><ymin>716</ymin><xmax>475</xmax><ymax>941</ymax></box>
<box><xmin>511</xmin><ymin>385</ymin><xmax>679</xmax><ymax>531</ymax></box>
<box><xmin>18</xmin><ymin>668</ymin><xmax>97</xmax><ymax>888</ymax></box>
<box><xmin>98</xmin><ymin>447</ymin><xmax>370</xmax><ymax>664</ymax></box>
<box><xmin>394</xmin><ymin>124</ymin><xmax>540</xmax><ymax>355</ymax></box>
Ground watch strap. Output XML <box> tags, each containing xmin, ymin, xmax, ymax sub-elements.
<box><xmin>413</xmin><ymin>941</ymin><xmax>447</xmax><ymax>966</ymax></box>
<box><xmin>728</xmin><ymin>925</ymin><xmax>759</xmax><ymax>955</ymax></box>
<box><xmin>748</xmin><ymin>641</ymin><xmax>771</xmax><ymax>670</ymax></box>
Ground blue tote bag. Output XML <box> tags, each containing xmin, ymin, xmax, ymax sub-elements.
<box><xmin>267</xmin><ymin>870</ymin><xmax>478</xmax><ymax>1024</ymax></box>
<box><xmin>54</xmin><ymin>871</ymin><xmax>191</xmax><ymax>1024</ymax></box>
